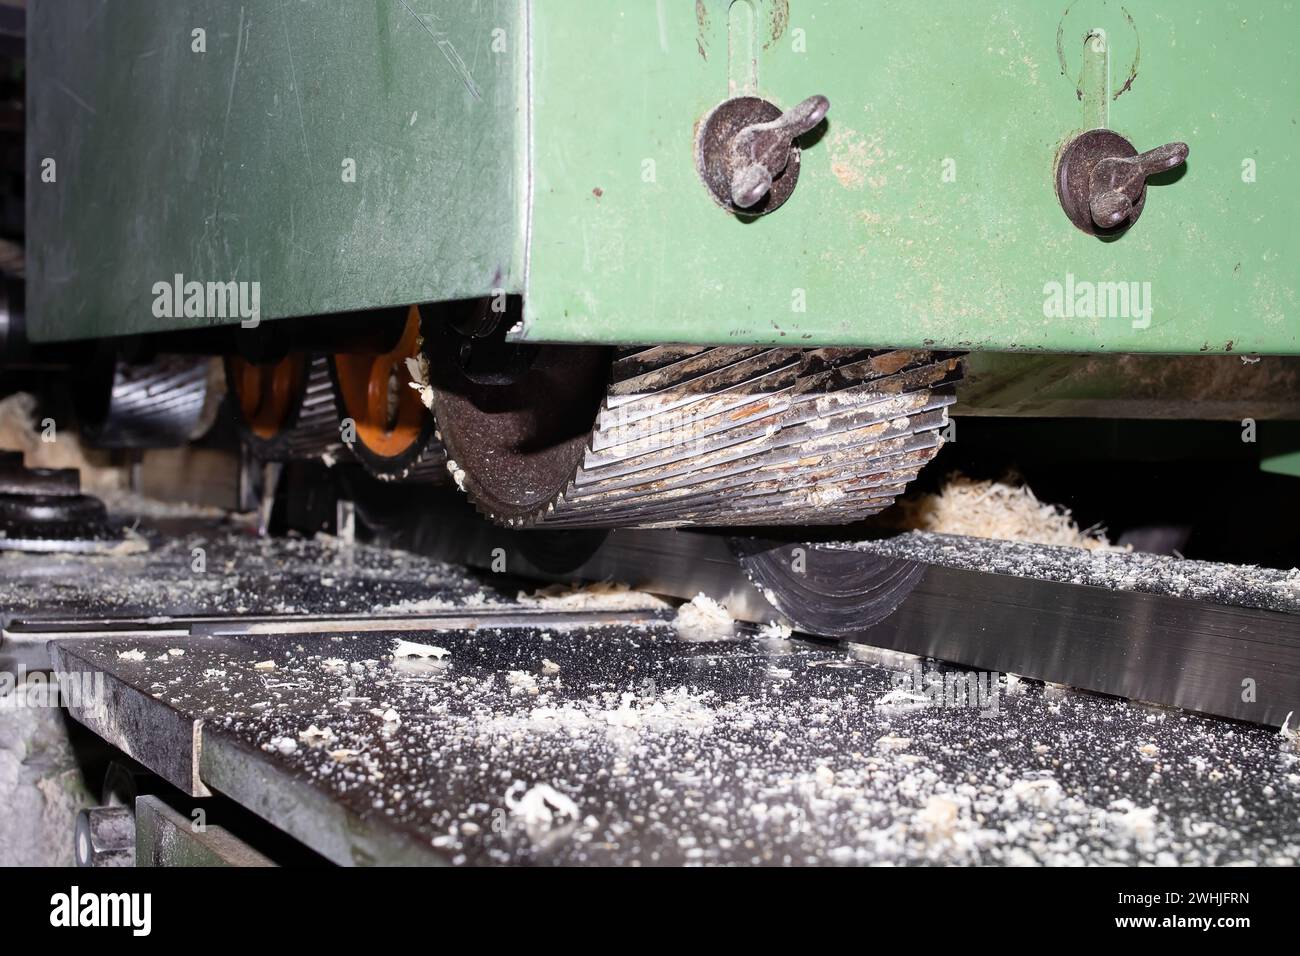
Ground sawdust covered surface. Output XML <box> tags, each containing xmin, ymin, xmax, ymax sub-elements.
<box><xmin>846</xmin><ymin>532</ymin><xmax>1300</xmax><ymax>615</ymax></box>
<box><xmin>0</xmin><ymin>528</ymin><xmax>505</xmax><ymax>622</ymax></box>
<box><xmin>86</xmin><ymin>623</ymin><xmax>1300</xmax><ymax>867</ymax></box>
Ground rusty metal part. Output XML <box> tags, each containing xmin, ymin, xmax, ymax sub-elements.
<box><xmin>431</xmin><ymin>344</ymin><xmax>962</xmax><ymax>528</ymax></box>
<box><xmin>328</xmin><ymin>304</ymin><xmax>446</xmax><ymax>482</ymax></box>
<box><xmin>225</xmin><ymin>353</ymin><xmax>340</xmax><ymax>462</ymax></box>
<box><xmin>695</xmin><ymin>95</ymin><xmax>828</xmax><ymax>215</ymax></box>
<box><xmin>1056</xmin><ymin>129</ymin><xmax>1188</xmax><ymax>235</ymax></box>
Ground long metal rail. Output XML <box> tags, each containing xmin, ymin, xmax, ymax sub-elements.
<box><xmin>397</xmin><ymin>504</ymin><xmax>1300</xmax><ymax>727</ymax></box>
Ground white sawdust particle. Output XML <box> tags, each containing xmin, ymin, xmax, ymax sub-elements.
<box><xmin>298</xmin><ymin>725</ymin><xmax>337</xmax><ymax>746</ymax></box>
<box><xmin>506</xmin><ymin>782</ymin><xmax>580</xmax><ymax>829</ymax></box>
<box><xmin>674</xmin><ymin>592</ymin><xmax>734</xmax><ymax>641</ymax></box>
<box><xmin>507</xmin><ymin>671</ymin><xmax>539</xmax><ymax>696</ymax></box>
<box><xmin>757</xmin><ymin>620</ymin><xmax>793</xmax><ymax>640</ymax></box>
<box><xmin>392</xmin><ymin>639</ymin><xmax>450</xmax><ymax>660</ymax></box>
<box><xmin>445</xmin><ymin>459</ymin><xmax>467</xmax><ymax>491</ymax></box>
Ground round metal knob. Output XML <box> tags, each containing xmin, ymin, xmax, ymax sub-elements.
<box><xmin>696</xmin><ymin>94</ymin><xmax>830</xmax><ymax>216</ymax></box>
<box><xmin>1057</xmin><ymin>129</ymin><xmax>1189</xmax><ymax>235</ymax></box>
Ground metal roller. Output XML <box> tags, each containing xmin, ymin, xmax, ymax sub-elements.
<box><xmin>75</xmin><ymin>353</ymin><xmax>222</xmax><ymax>449</ymax></box>
<box><xmin>429</xmin><ymin>337</ymin><xmax>963</xmax><ymax>529</ymax></box>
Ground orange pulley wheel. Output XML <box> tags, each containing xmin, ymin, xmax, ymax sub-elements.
<box><xmin>224</xmin><ymin>353</ymin><xmax>338</xmax><ymax>461</ymax></box>
<box><xmin>328</xmin><ymin>305</ymin><xmax>443</xmax><ymax>480</ymax></box>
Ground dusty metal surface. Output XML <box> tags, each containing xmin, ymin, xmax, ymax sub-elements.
<box><xmin>849</xmin><ymin>532</ymin><xmax>1300</xmax><ymax>615</ymax></box>
<box><xmin>749</xmin><ymin>543</ymin><xmax>1300</xmax><ymax>729</ymax></box>
<box><xmin>15</xmin><ymin>516</ymin><xmax>1299</xmax><ymax>865</ymax></box>
<box><xmin>0</xmin><ymin>523</ymin><xmax>505</xmax><ymax>627</ymax></box>
<box><xmin>0</xmin><ymin>521</ymin><xmax>541</xmax><ymax>672</ymax></box>
<box><xmin>384</xmin><ymin>500</ymin><xmax>1300</xmax><ymax>727</ymax></box>
<box><xmin>48</xmin><ymin>623</ymin><xmax>1300</xmax><ymax>866</ymax></box>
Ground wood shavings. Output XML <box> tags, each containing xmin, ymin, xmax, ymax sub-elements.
<box><xmin>0</xmin><ymin>393</ymin><xmax>129</xmax><ymax>494</ymax></box>
<box><xmin>516</xmin><ymin>581</ymin><xmax>670</xmax><ymax>611</ymax></box>
<box><xmin>505</xmin><ymin>782</ymin><xmax>580</xmax><ymax>829</ymax></box>
<box><xmin>298</xmin><ymin>725</ymin><xmax>337</xmax><ymax>746</ymax></box>
<box><xmin>1280</xmin><ymin>712</ymin><xmax>1298</xmax><ymax>749</ymax></box>
<box><xmin>392</xmin><ymin>639</ymin><xmax>450</xmax><ymax>660</ymax></box>
<box><xmin>888</xmin><ymin>472</ymin><xmax>1119</xmax><ymax>551</ymax></box>
<box><xmin>673</xmin><ymin>593</ymin><xmax>735</xmax><ymax>641</ymax></box>
<box><xmin>914</xmin><ymin>795</ymin><xmax>961</xmax><ymax>842</ymax></box>
<box><xmin>757</xmin><ymin>621</ymin><xmax>793</xmax><ymax>640</ymax></box>
<box><xmin>507</xmin><ymin>671</ymin><xmax>539</xmax><ymax>696</ymax></box>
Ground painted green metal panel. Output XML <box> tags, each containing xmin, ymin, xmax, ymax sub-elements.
<box><xmin>26</xmin><ymin>0</ymin><xmax>1300</xmax><ymax>354</ymax></box>
<box><xmin>520</xmin><ymin>0</ymin><xmax>1298</xmax><ymax>353</ymax></box>
<box><xmin>27</xmin><ymin>0</ymin><xmax>526</xmax><ymax>342</ymax></box>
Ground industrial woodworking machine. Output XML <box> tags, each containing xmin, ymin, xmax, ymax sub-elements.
<box><xmin>0</xmin><ymin>1</ymin><xmax>1297</xmax><ymax>868</ymax></box>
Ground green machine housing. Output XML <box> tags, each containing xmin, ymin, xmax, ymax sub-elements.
<box><xmin>26</xmin><ymin>0</ymin><xmax>1298</xmax><ymax>355</ymax></box>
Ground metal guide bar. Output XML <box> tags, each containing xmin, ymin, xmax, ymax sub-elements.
<box><xmin>830</xmin><ymin>562</ymin><xmax>1300</xmax><ymax>728</ymax></box>
<box><xmin>396</xmin><ymin>511</ymin><xmax>1300</xmax><ymax>727</ymax></box>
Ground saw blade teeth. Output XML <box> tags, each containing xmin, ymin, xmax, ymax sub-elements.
<box><xmin>446</xmin><ymin>346</ymin><xmax>961</xmax><ymax>529</ymax></box>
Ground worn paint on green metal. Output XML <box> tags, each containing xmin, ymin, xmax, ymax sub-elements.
<box><xmin>27</xmin><ymin>0</ymin><xmax>526</xmax><ymax>342</ymax></box>
<box><xmin>520</xmin><ymin>0</ymin><xmax>1298</xmax><ymax>353</ymax></box>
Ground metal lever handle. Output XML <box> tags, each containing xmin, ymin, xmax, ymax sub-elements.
<box><xmin>1089</xmin><ymin>142</ymin><xmax>1189</xmax><ymax>229</ymax></box>
<box><xmin>730</xmin><ymin>95</ymin><xmax>830</xmax><ymax>209</ymax></box>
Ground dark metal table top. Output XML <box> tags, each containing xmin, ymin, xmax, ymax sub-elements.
<box><xmin>55</xmin><ymin>622</ymin><xmax>1300</xmax><ymax>866</ymax></box>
